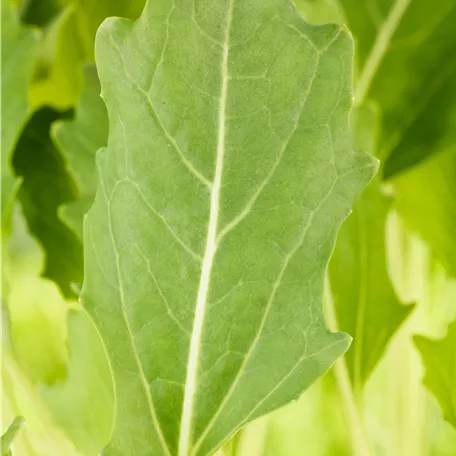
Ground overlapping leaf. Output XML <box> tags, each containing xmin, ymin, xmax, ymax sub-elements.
<box><xmin>329</xmin><ymin>105</ymin><xmax>412</xmax><ymax>388</ymax></box>
<box><xmin>296</xmin><ymin>0</ymin><xmax>456</xmax><ymax>173</ymax></box>
<box><xmin>12</xmin><ymin>108</ymin><xmax>83</xmax><ymax>298</ymax></box>
<box><xmin>40</xmin><ymin>311</ymin><xmax>114</xmax><ymax>455</ymax></box>
<box><xmin>28</xmin><ymin>0</ymin><xmax>146</xmax><ymax>109</ymax></box>
<box><xmin>295</xmin><ymin>0</ymin><xmax>456</xmax><ymax>396</ymax></box>
<box><xmin>393</xmin><ymin>149</ymin><xmax>456</xmax><ymax>278</ymax></box>
<box><xmin>82</xmin><ymin>1</ymin><xmax>375</xmax><ymax>454</ymax></box>
<box><xmin>2</xmin><ymin>205</ymin><xmax>113</xmax><ymax>455</ymax></box>
<box><xmin>334</xmin><ymin>0</ymin><xmax>456</xmax><ymax>173</ymax></box>
<box><xmin>1</xmin><ymin>343</ymin><xmax>80</xmax><ymax>456</ymax></box>
<box><xmin>415</xmin><ymin>321</ymin><xmax>456</xmax><ymax>429</ymax></box>
<box><xmin>5</xmin><ymin>205</ymin><xmax>70</xmax><ymax>384</ymax></box>
<box><xmin>19</xmin><ymin>0</ymin><xmax>67</xmax><ymax>26</ymax></box>
<box><xmin>1</xmin><ymin>0</ymin><xmax>38</xmax><ymax>222</ymax></box>
<box><xmin>52</xmin><ymin>65</ymin><xmax>108</xmax><ymax>239</ymax></box>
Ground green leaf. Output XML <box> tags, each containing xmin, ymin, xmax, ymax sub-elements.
<box><xmin>28</xmin><ymin>0</ymin><xmax>146</xmax><ymax>110</ymax></box>
<box><xmin>12</xmin><ymin>107</ymin><xmax>83</xmax><ymax>298</ymax></box>
<box><xmin>329</xmin><ymin>178</ymin><xmax>413</xmax><ymax>387</ymax></box>
<box><xmin>302</xmin><ymin>0</ymin><xmax>456</xmax><ymax>176</ymax></box>
<box><xmin>310</xmin><ymin>1</ymin><xmax>456</xmax><ymax>281</ymax></box>
<box><xmin>83</xmin><ymin>1</ymin><xmax>375</xmax><ymax>454</ymax></box>
<box><xmin>3</xmin><ymin>205</ymin><xmax>113</xmax><ymax>455</ymax></box>
<box><xmin>68</xmin><ymin>0</ymin><xmax>146</xmax><ymax>60</ymax></box>
<box><xmin>1</xmin><ymin>0</ymin><xmax>38</xmax><ymax>222</ymax></box>
<box><xmin>52</xmin><ymin>65</ymin><xmax>108</xmax><ymax>239</ymax></box>
<box><xmin>29</xmin><ymin>6</ymin><xmax>86</xmax><ymax>110</ymax></box>
<box><xmin>19</xmin><ymin>0</ymin><xmax>67</xmax><ymax>26</ymax></box>
<box><xmin>366</xmin><ymin>0</ymin><xmax>456</xmax><ymax>174</ymax></box>
<box><xmin>415</xmin><ymin>320</ymin><xmax>456</xmax><ymax>429</ymax></box>
<box><xmin>3</xmin><ymin>205</ymin><xmax>113</xmax><ymax>454</ymax></box>
<box><xmin>1</xmin><ymin>416</ymin><xmax>25</xmax><ymax>456</ymax></box>
<box><xmin>328</xmin><ymin>105</ymin><xmax>413</xmax><ymax>387</ymax></box>
<box><xmin>393</xmin><ymin>149</ymin><xmax>456</xmax><ymax>278</ymax></box>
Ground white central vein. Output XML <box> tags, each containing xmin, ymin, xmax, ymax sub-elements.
<box><xmin>178</xmin><ymin>2</ymin><xmax>234</xmax><ymax>455</ymax></box>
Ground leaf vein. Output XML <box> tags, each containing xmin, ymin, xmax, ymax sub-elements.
<box><xmin>106</xmin><ymin>31</ymin><xmax>212</xmax><ymax>189</ymax></box>
<box><xmin>128</xmin><ymin>180</ymin><xmax>202</xmax><ymax>261</ymax></box>
<box><xmin>193</xmin><ymin>175</ymin><xmax>340</xmax><ymax>453</ymax></box>
<box><xmin>98</xmin><ymin>171</ymin><xmax>171</xmax><ymax>456</ymax></box>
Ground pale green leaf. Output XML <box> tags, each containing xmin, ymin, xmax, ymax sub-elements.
<box><xmin>1</xmin><ymin>416</ymin><xmax>25</xmax><ymax>456</ymax></box>
<box><xmin>415</xmin><ymin>320</ymin><xmax>456</xmax><ymax>429</ymax></box>
<box><xmin>263</xmin><ymin>375</ymin><xmax>349</xmax><ymax>456</ymax></box>
<box><xmin>40</xmin><ymin>310</ymin><xmax>114</xmax><ymax>456</ymax></box>
<box><xmin>53</xmin><ymin>65</ymin><xmax>108</xmax><ymax>239</ymax></box>
<box><xmin>82</xmin><ymin>1</ymin><xmax>375</xmax><ymax>455</ymax></box>
<box><xmin>1</xmin><ymin>0</ymin><xmax>38</xmax><ymax>221</ymax></box>
<box><xmin>3</xmin><ymin>206</ymin><xmax>113</xmax><ymax>455</ymax></box>
<box><xmin>1</xmin><ymin>342</ymin><xmax>80</xmax><ymax>456</ymax></box>
<box><xmin>29</xmin><ymin>6</ymin><xmax>86</xmax><ymax>110</ymax></box>
<box><xmin>4</xmin><ymin>204</ymin><xmax>74</xmax><ymax>384</ymax></box>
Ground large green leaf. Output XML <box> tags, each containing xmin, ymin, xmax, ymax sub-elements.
<box><xmin>12</xmin><ymin>108</ymin><xmax>83</xmax><ymax>298</ymax></box>
<box><xmin>82</xmin><ymin>1</ymin><xmax>375</xmax><ymax>454</ymax></box>
<box><xmin>52</xmin><ymin>65</ymin><xmax>108</xmax><ymax>239</ymax></box>
<box><xmin>1</xmin><ymin>0</ymin><xmax>38</xmax><ymax>221</ymax></box>
<box><xmin>415</xmin><ymin>320</ymin><xmax>456</xmax><ymax>429</ymax></box>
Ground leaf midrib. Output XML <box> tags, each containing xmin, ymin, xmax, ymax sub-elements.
<box><xmin>178</xmin><ymin>2</ymin><xmax>235</xmax><ymax>455</ymax></box>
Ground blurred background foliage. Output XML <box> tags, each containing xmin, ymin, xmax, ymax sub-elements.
<box><xmin>1</xmin><ymin>0</ymin><xmax>456</xmax><ymax>454</ymax></box>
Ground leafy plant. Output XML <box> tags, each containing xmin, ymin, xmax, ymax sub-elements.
<box><xmin>1</xmin><ymin>0</ymin><xmax>456</xmax><ymax>455</ymax></box>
